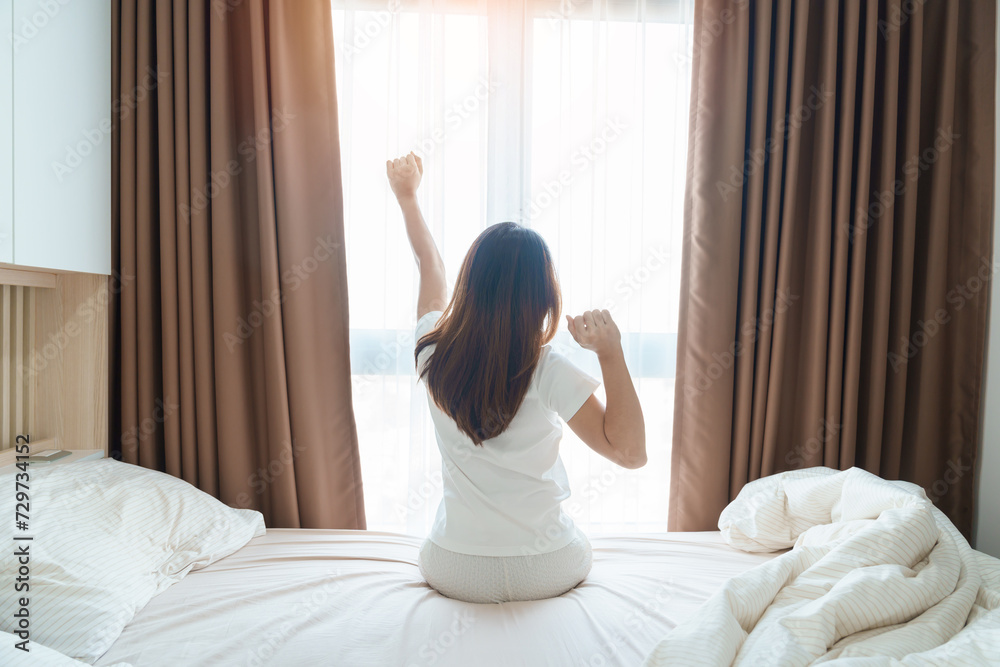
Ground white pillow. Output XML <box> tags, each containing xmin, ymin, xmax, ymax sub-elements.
<box><xmin>0</xmin><ymin>631</ymin><xmax>132</xmax><ymax>667</ymax></box>
<box><xmin>0</xmin><ymin>458</ymin><xmax>265</xmax><ymax>663</ymax></box>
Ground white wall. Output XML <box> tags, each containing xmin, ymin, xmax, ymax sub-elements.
<box><xmin>0</xmin><ymin>1</ymin><xmax>12</xmax><ymax>263</ymax></box>
<box><xmin>10</xmin><ymin>0</ymin><xmax>111</xmax><ymax>274</ymax></box>
<box><xmin>974</xmin><ymin>9</ymin><xmax>1000</xmax><ymax>559</ymax></box>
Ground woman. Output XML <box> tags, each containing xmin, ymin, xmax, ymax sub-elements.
<box><xmin>386</xmin><ymin>152</ymin><xmax>646</xmax><ymax>604</ymax></box>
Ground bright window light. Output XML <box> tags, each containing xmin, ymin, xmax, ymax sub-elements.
<box><xmin>332</xmin><ymin>0</ymin><xmax>693</xmax><ymax>535</ymax></box>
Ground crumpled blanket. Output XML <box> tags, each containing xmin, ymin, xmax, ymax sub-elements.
<box><xmin>643</xmin><ymin>467</ymin><xmax>1000</xmax><ymax>666</ymax></box>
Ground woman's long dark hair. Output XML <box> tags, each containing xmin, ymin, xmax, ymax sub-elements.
<box><xmin>415</xmin><ymin>222</ymin><xmax>561</xmax><ymax>446</ymax></box>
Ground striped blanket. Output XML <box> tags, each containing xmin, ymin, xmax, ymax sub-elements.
<box><xmin>644</xmin><ymin>467</ymin><xmax>1000</xmax><ymax>666</ymax></box>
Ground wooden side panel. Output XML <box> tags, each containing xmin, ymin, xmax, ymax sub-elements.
<box><xmin>31</xmin><ymin>273</ymin><xmax>109</xmax><ymax>453</ymax></box>
<box><xmin>0</xmin><ymin>284</ymin><xmax>33</xmax><ymax>450</ymax></box>
<box><xmin>0</xmin><ymin>265</ymin><xmax>57</xmax><ymax>288</ymax></box>
<box><xmin>0</xmin><ymin>271</ymin><xmax>109</xmax><ymax>455</ymax></box>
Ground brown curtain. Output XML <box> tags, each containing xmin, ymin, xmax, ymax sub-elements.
<box><xmin>111</xmin><ymin>0</ymin><xmax>365</xmax><ymax>529</ymax></box>
<box><xmin>671</xmin><ymin>0</ymin><xmax>995</xmax><ymax>538</ymax></box>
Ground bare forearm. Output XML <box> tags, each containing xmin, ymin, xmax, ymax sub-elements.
<box><xmin>396</xmin><ymin>194</ymin><xmax>447</xmax><ymax>316</ymax></box>
<box><xmin>598</xmin><ymin>348</ymin><xmax>646</xmax><ymax>467</ymax></box>
<box><xmin>397</xmin><ymin>195</ymin><xmax>443</xmax><ymax>270</ymax></box>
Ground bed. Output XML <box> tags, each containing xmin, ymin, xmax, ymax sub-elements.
<box><xmin>95</xmin><ymin>529</ymin><xmax>778</xmax><ymax>666</ymax></box>
<box><xmin>5</xmin><ymin>460</ymin><xmax>999</xmax><ymax>666</ymax></box>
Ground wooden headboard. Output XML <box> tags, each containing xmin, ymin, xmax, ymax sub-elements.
<box><xmin>0</xmin><ymin>267</ymin><xmax>109</xmax><ymax>455</ymax></box>
<box><xmin>1</xmin><ymin>284</ymin><xmax>33</xmax><ymax>449</ymax></box>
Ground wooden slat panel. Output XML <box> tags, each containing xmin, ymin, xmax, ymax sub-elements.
<box><xmin>2</xmin><ymin>285</ymin><xmax>11</xmax><ymax>448</ymax></box>
<box><xmin>33</xmin><ymin>273</ymin><xmax>110</xmax><ymax>453</ymax></box>
<box><xmin>0</xmin><ymin>285</ymin><xmax>34</xmax><ymax>450</ymax></box>
<box><xmin>14</xmin><ymin>286</ymin><xmax>24</xmax><ymax>439</ymax></box>
<box><xmin>0</xmin><ymin>275</ymin><xmax>108</xmax><ymax>455</ymax></box>
<box><xmin>26</xmin><ymin>289</ymin><xmax>35</xmax><ymax>445</ymax></box>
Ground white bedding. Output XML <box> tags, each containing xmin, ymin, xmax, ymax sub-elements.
<box><xmin>0</xmin><ymin>630</ymin><xmax>132</xmax><ymax>667</ymax></box>
<box><xmin>643</xmin><ymin>467</ymin><xmax>1000</xmax><ymax>666</ymax></box>
<box><xmin>0</xmin><ymin>459</ymin><xmax>263</xmax><ymax>664</ymax></box>
<box><xmin>95</xmin><ymin>530</ymin><xmax>778</xmax><ymax>666</ymax></box>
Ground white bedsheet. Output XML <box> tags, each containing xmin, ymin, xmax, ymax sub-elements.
<box><xmin>95</xmin><ymin>530</ymin><xmax>776</xmax><ymax>666</ymax></box>
<box><xmin>643</xmin><ymin>467</ymin><xmax>1000</xmax><ymax>666</ymax></box>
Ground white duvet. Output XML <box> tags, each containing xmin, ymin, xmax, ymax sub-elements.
<box><xmin>644</xmin><ymin>467</ymin><xmax>1000</xmax><ymax>666</ymax></box>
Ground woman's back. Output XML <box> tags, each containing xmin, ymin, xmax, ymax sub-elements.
<box><xmin>416</xmin><ymin>310</ymin><xmax>600</xmax><ymax>557</ymax></box>
<box><xmin>387</xmin><ymin>152</ymin><xmax>644</xmax><ymax>603</ymax></box>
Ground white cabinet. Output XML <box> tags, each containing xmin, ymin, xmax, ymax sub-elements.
<box><xmin>0</xmin><ymin>2</ymin><xmax>12</xmax><ymax>264</ymax></box>
<box><xmin>1</xmin><ymin>0</ymin><xmax>111</xmax><ymax>275</ymax></box>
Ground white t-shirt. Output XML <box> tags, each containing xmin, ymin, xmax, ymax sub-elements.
<box><xmin>415</xmin><ymin>310</ymin><xmax>600</xmax><ymax>557</ymax></box>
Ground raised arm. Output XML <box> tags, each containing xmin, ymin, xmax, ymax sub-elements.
<box><xmin>387</xmin><ymin>152</ymin><xmax>447</xmax><ymax>319</ymax></box>
<box><xmin>565</xmin><ymin>310</ymin><xmax>647</xmax><ymax>469</ymax></box>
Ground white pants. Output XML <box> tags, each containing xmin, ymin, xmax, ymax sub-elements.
<box><xmin>418</xmin><ymin>530</ymin><xmax>593</xmax><ymax>604</ymax></box>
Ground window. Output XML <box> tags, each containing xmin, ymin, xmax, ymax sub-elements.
<box><xmin>332</xmin><ymin>0</ymin><xmax>693</xmax><ymax>534</ymax></box>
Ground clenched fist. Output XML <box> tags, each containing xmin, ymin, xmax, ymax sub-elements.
<box><xmin>386</xmin><ymin>151</ymin><xmax>423</xmax><ymax>200</ymax></box>
<box><xmin>566</xmin><ymin>309</ymin><xmax>622</xmax><ymax>358</ymax></box>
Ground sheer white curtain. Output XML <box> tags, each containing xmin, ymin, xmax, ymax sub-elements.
<box><xmin>332</xmin><ymin>0</ymin><xmax>693</xmax><ymax>535</ymax></box>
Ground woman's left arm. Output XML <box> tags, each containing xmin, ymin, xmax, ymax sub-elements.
<box><xmin>387</xmin><ymin>152</ymin><xmax>447</xmax><ymax>318</ymax></box>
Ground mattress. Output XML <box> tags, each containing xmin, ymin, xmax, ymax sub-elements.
<box><xmin>96</xmin><ymin>529</ymin><xmax>779</xmax><ymax>666</ymax></box>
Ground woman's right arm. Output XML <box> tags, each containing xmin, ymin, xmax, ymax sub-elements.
<box><xmin>387</xmin><ymin>152</ymin><xmax>448</xmax><ymax>319</ymax></box>
<box><xmin>565</xmin><ymin>310</ymin><xmax>647</xmax><ymax>469</ymax></box>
